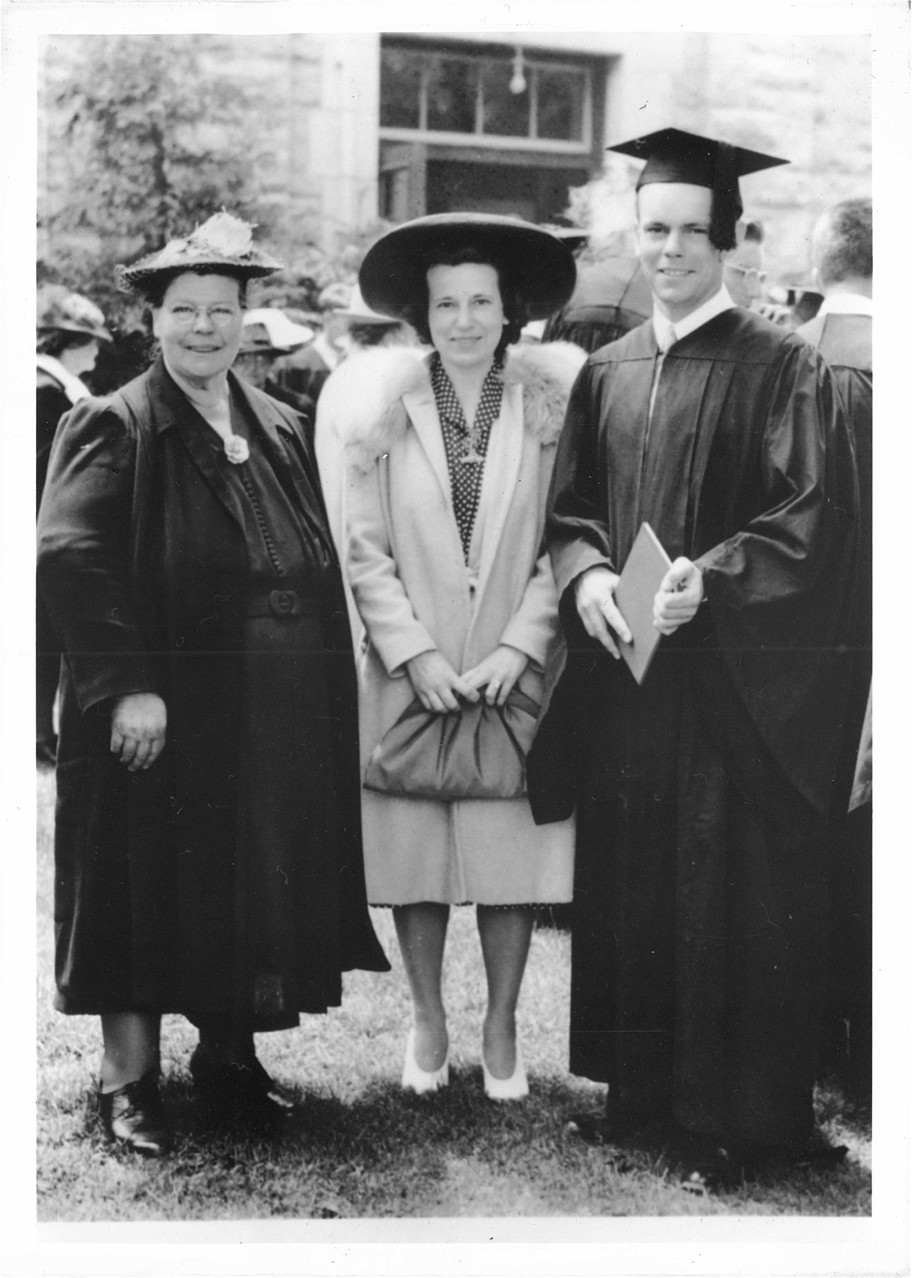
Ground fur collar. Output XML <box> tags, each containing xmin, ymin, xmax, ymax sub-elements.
<box><xmin>331</xmin><ymin>342</ymin><xmax>586</xmax><ymax>472</ymax></box>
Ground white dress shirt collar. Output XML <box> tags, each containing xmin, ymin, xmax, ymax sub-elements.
<box><xmin>816</xmin><ymin>292</ymin><xmax>873</xmax><ymax>318</ymax></box>
<box><xmin>652</xmin><ymin>286</ymin><xmax>736</xmax><ymax>351</ymax></box>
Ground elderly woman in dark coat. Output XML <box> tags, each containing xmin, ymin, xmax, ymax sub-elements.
<box><xmin>37</xmin><ymin>213</ymin><xmax>388</xmax><ymax>1157</ymax></box>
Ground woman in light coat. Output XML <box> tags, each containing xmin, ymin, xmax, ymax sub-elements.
<box><xmin>337</xmin><ymin>214</ymin><xmax>583</xmax><ymax>1099</ymax></box>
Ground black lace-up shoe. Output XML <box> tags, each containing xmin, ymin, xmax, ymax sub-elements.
<box><xmin>98</xmin><ymin>1070</ymin><xmax>171</xmax><ymax>1157</ymax></box>
<box><xmin>189</xmin><ymin>1047</ymin><xmax>293</xmax><ymax>1132</ymax></box>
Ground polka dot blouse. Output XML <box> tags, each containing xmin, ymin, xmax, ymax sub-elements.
<box><xmin>429</xmin><ymin>352</ymin><xmax>505</xmax><ymax>561</ymax></box>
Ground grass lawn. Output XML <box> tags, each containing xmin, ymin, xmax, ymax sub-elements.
<box><xmin>35</xmin><ymin>768</ymin><xmax>872</xmax><ymax>1222</ymax></box>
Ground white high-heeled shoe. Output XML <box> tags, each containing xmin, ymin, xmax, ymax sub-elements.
<box><xmin>482</xmin><ymin>1041</ymin><xmax>529</xmax><ymax>1101</ymax></box>
<box><xmin>401</xmin><ymin>1028</ymin><xmax>449</xmax><ymax>1094</ymax></box>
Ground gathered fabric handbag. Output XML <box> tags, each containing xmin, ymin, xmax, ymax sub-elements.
<box><xmin>363</xmin><ymin>687</ymin><xmax>541</xmax><ymax>800</ymax></box>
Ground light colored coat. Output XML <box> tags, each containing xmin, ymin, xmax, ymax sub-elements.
<box><xmin>336</xmin><ymin>342</ymin><xmax>584</xmax><ymax>905</ymax></box>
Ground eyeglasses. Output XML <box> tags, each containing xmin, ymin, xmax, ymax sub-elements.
<box><xmin>164</xmin><ymin>304</ymin><xmax>243</xmax><ymax>330</ymax></box>
<box><xmin>726</xmin><ymin>265</ymin><xmax>768</xmax><ymax>284</ymax></box>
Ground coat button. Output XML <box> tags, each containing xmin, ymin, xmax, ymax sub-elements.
<box><xmin>272</xmin><ymin>590</ymin><xmax>295</xmax><ymax>615</ymax></box>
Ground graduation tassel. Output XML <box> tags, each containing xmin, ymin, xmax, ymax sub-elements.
<box><xmin>710</xmin><ymin>141</ymin><xmax>742</xmax><ymax>252</ymax></box>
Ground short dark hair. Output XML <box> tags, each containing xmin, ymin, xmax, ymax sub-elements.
<box><xmin>138</xmin><ymin>268</ymin><xmax>248</xmax><ymax>310</ymax></box>
<box><xmin>401</xmin><ymin>245</ymin><xmax>527</xmax><ymax>357</ymax></box>
<box><xmin>816</xmin><ymin>198</ymin><xmax>872</xmax><ymax>286</ymax></box>
<box><xmin>36</xmin><ymin>330</ymin><xmax>98</xmax><ymax>358</ymax></box>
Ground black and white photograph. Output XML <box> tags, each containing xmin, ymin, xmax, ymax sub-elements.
<box><xmin>3</xmin><ymin>1</ymin><xmax>909</xmax><ymax>1274</ymax></box>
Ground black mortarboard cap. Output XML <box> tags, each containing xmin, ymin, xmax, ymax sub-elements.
<box><xmin>608</xmin><ymin>128</ymin><xmax>787</xmax><ymax>251</ymax></box>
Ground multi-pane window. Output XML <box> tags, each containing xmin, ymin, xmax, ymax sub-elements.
<box><xmin>380</xmin><ymin>42</ymin><xmax>590</xmax><ymax>146</ymax></box>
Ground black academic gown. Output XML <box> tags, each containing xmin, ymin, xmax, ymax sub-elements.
<box><xmin>533</xmin><ymin>308</ymin><xmax>859</xmax><ymax>1147</ymax></box>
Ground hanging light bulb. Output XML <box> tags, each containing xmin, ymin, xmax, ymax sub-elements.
<box><xmin>509</xmin><ymin>47</ymin><xmax>527</xmax><ymax>95</ymax></box>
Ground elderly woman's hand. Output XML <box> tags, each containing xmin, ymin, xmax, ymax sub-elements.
<box><xmin>405</xmin><ymin>651</ymin><xmax>480</xmax><ymax>714</ymax></box>
<box><xmin>110</xmin><ymin>693</ymin><xmax>168</xmax><ymax>771</ymax></box>
<box><xmin>463</xmin><ymin>645</ymin><xmax>529</xmax><ymax>707</ymax></box>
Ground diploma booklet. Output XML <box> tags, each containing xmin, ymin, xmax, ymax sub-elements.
<box><xmin>614</xmin><ymin>522</ymin><xmax>672</xmax><ymax>685</ymax></box>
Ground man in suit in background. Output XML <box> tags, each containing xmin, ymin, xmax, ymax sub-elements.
<box><xmin>798</xmin><ymin>196</ymin><xmax>873</xmax><ymax>1098</ymax></box>
<box><xmin>271</xmin><ymin>282</ymin><xmax>351</xmax><ymax>418</ymax></box>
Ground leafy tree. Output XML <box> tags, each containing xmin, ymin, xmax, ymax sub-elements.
<box><xmin>45</xmin><ymin>34</ymin><xmax>272</xmax><ymax>248</ymax></box>
<box><xmin>38</xmin><ymin>36</ymin><xmax>394</xmax><ymax>391</ymax></box>
<box><xmin>40</xmin><ymin>35</ymin><xmax>274</xmax><ymax>385</ymax></box>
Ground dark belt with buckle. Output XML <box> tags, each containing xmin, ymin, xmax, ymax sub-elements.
<box><xmin>245</xmin><ymin>588</ymin><xmax>327</xmax><ymax>619</ymax></box>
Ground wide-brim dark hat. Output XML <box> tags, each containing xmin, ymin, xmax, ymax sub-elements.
<box><xmin>117</xmin><ymin>212</ymin><xmax>283</xmax><ymax>294</ymax></box>
<box><xmin>359</xmin><ymin>213</ymin><xmax>577</xmax><ymax>322</ymax></box>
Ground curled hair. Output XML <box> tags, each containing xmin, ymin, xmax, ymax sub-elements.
<box><xmin>815</xmin><ymin>198</ymin><xmax>872</xmax><ymax>286</ymax></box>
<box><xmin>401</xmin><ymin>246</ymin><xmax>527</xmax><ymax>358</ymax></box>
<box><xmin>137</xmin><ymin>268</ymin><xmax>249</xmax><ymax>312</ymax></box>
<box><xmin>36</xmin><ymin>330</ymin><xmax>98</xmax><ymax>358</ymax></box>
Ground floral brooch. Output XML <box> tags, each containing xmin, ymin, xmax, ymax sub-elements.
<box><xmin>224</xmin><ymin>435</ymin><xmax>250</xmax><ymax>464</ymax></box>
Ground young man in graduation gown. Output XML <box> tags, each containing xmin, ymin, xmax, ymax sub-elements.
<box><xmin>531</xmin><ymin>128</ymin><xmax>860</xmax><ymax>1183</ymax></box>
<box><xmin>798</xmin><ymin>197</ymin><xmax>873</xmax><ymax>1099</ymax></box>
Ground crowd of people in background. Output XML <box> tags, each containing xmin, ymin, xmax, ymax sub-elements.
<box><xmin>35</xmin><ymin>135</ymin><xmax>872</xmax><ymax>1194</ymax></box>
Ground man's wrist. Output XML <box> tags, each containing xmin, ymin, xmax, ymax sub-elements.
<box><xmin>574</xmin><ymin>564</ymin><xmax>617</xmax><ymax>594</ymax></box>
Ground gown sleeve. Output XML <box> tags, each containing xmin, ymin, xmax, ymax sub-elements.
<box><xmin>696</xmin><ymin>337</ymin><xmax>857</xmax><ymax>614</ymax></box>
<box><xmin>546</xmin><ymin>361</ymin><xmax>616</xmax><ymax>600</ymax></box>
<box><xmin>694</xmin><ymin>337</ymin><xmax>860</xmax><ymax>816</ymax></box>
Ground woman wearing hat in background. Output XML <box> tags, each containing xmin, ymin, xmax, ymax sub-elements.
<box><xmin>37</xmin><ymin>213</ymin><xmax>388</xmax><ymax>1157</ymax></box>
<box><xmin>233</xmin><ymin>308</ymin><xmax>314</xmax><ymax>418</ymax></box>
<box><xmin>36</xmin><ymin>286</ymin><xmax>112</xmax><ymax>765</ymax></box>
<box><xmin>334</xmin><ymin>213</ymin><xmax>583</xmax><ymax>1099</ymax></box>
<box><xmin>331</xmin><ymin>282</ymin><xmax>414</xmax><ymax>360</ymax></box>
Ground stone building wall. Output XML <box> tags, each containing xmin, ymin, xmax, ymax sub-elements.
<box><xmin>599</xmin><ymin>31</ymin><xmax>870</xmax><ymax>283</ymax></box>
<box><xmin>199</xmin><ymin>33</ymin><xmax>381</xmax><ymax>253</ymax></box>
<box><xmin>199</xmin><ymin>34</ymin><xmax>327</xmax><ymax>245</ymax></box>
<box><xmin>39</xmin><ymin>31</ymin><xmax>870</xmax><ymax>287</ymax></box>
<box><xmin>674</xmin><ymin>32</ymin><xmax>872</xmax><ymax>280</ymax></box>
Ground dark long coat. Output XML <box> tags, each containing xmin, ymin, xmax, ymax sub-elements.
<box><xmin>37</xmin><ymin>358</ymin><xmax>388</xmax><ymax>1024</ymax></box>
<box><xmin>531</xmin><ymin>309</ymin><xmax>859</xmax><ymax>1146</ymax></box>
<box><xmin>36</xmin><ymin>369</ymin><xmax>73</xmax><ymax>742</ymax></box>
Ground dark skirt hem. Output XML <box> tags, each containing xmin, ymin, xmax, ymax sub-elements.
<box><xmin>370</xmin><ymin>900</ymin><xmax>567</xmax><ymax>910</ymax></box>
<box><xmin>53</xmin><ymin>992</ymin><xmax>341</xmax><ymax>1028</ymax></box>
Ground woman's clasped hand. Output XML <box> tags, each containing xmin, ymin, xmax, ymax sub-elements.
<box><xmin>405</xmin><ymin>650</ymin><xmax>478</xmax><ymax>713</ymax></box>
<box><xmin>405</xmin><ymin>644</ymin><xmax>529</xmax><ymax>712</ymax></box>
